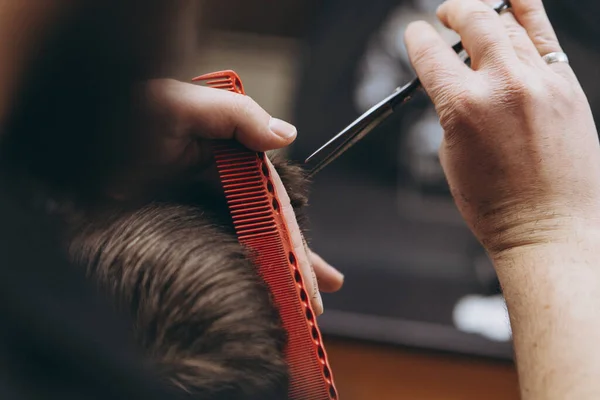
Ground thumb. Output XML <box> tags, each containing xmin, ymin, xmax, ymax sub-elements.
<box><xmin>147</xmin><ymin>79</ymin><xmax>297</xmax><ymax>151</ymax></box>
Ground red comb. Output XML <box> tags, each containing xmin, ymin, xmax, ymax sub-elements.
<box><xmin>193</xmin><ymin>70</ymin><xmax>338</xmax><ymax>400</ymax></box>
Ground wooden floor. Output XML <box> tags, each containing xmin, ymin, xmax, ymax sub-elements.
<box><xmin>324</xmin><ymin>337</ymin><xmax>520</xmax><ymax>400</ymax></box>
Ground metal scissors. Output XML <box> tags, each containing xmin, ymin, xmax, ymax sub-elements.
<box><xmin>304</xmin><ymin>0</ymin><xmax>511</xmax><ymax>178</ymax></box>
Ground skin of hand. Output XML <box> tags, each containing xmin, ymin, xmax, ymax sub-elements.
<box><xmin>114</xmin><ymin>79</ymin><xmax>343</xmax><ymax>315</ymax></box>
<box><xmin>405</xmin><ymin>0</ymin><xmax>600</xmax><ymax>256</ymax></box>
<box><xmin>405</xmin><ymin>0</ymin><xmax>600</xmax><ymax>398</ymax></box>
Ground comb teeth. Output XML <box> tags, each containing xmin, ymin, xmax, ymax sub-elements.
<box><xmin>197</xmin><ymin>70</ymin><xmax>338</xmax><ymax>400</ymax></box>
<box><xmin>192</xmin><ymin>69</ymin><xmax>245</xmax><ymax>93</ymax></box>
<box><xmin>212</xmin><ymin>143</ymin><xmax>338</xmax><ymax>400</ymax></box>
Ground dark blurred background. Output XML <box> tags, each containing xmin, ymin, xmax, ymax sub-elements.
<box><xmin>191</xmin><ymin>1</ymin><xmax>600</xmax><ymax>398</ymax></box>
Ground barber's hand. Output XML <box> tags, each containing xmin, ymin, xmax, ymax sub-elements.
<box><xmin>404</xmin><ymin>0</ymin><xmax>600</xmax><ymax>258</ymax></box>
<box><xmin>112</xmin><ymin>79</ymin><xmax>297</xmax><ymax>198</ymax></box>
<box><xmin>113</xmin><ymin>79</ymin><xmax>342</xmax><ymax>315</ymax></box>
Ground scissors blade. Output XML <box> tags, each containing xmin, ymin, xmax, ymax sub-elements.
<box><xmin>305</xmin><ymin>105</ymin><xmax>393</xmax><ymax>179</ymax></box>
<box><xmin>305</xmin><ymin>79</ymin><xmax>418</xmax><ymax>178</ymax></box>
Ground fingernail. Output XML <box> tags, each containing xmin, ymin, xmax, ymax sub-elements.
<box><xmin>328</xmin><ymin>264</ymin><xmax>345</xmax><ymax>282</ymax></box>
<box><xmin>269</xmin><ymin>117</ymin><xmax>297</xmax><ymax>139</ymax></box>
<box><xmin>316</xmin><ymin>293</ymin><xmax>324</xmax><ymax>315</ymax></box>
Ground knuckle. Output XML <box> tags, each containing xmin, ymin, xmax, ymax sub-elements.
<box><xmin>451</xmin><ymin>90</ymin><xmax>477</xmax><ymax>119</ymax></box>
<box><xmin>504</xmin><ymin>22</ymin><xmax>528</xmax><ymax>43</ymax></box>
<box><xmin>233</xmin><ymin>94</ymin><xmax>261</xmax><ymax>123</ymax></box>
<box><xmin>441</xmin><ymin>0</ymin><xmax>461</xmax><ymax>15</ymax></box>
<box><xmin>448</xmin><ymin>0</ymin><xmax>490</xmax><ymax>26</ymax></box>
<box><xmin>534</xmin><ymin>33</ymin><xmax>561</xmax><ymax>54</ymax></box>
<box><xmin>454</xmin><ymin>85</ymin><xmax>488</xmax><ymax>117</ymax></box>
<box><xmin>410</xmin><ymin>43</ymin><xmax>436</xmax><ymax>71</ymax></box>
<box><xmin>437</xmin><ymin>84</ymin><xmax>489</xmax><ymax>136</ymax></box>
<box><xmin>237</xmin><ymin>94</ymin><xmax>256</xmax><ymax>115</ymax></box>
<box><xmin>468</xmin><ymin>8</ymin><xmax>494</xmax><ymax>26</ymax></box>
<box><xmin>490</xmin><ymin>70</ymin><xmax>537</xmax><ymax>108</ymax></box>
<box><xmin>518</xmin><ymin>5</ymin><xmax>561</xmax><ymax>52</ymax></box>
<box><xmin>506</xmin><ymin>77</ymin><xmax>532</xmax><ymax>103</ymax></box>
<box><xmin>518</xmin><ymin>2</ymin><xmax>547</xmax><ymax>24</ymax></box>
<box><xmin>490</xmin><ymin>69</ymin><xmax>583</xmax><ymax>117</ymax></box>
<box><xmin>410</xmin><ymin>46</ymin><xmax>451</xmax><ymax>91</ymax></box>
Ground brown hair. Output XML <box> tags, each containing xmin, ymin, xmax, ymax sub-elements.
<box><xmin>65</xmin><ymin>156</ymin><xmax>310</xmax><ymax>399</ymax></box>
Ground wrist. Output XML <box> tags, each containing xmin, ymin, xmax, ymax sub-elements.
<box><xmin>484</xmin><ymin>212</ymin><xmax>600</xmax><ymax>264</ymax></box>
<box><xmin>491</xmin><ymin>228</ymin><xmax>600</xmax><ymax>289</ymax></box>
<box><xmin>489</xmin><ymin>221</ymin><xmax>600</xmax><ymax>400</ymax></box>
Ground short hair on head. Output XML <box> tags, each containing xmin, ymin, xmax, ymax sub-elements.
<box><xmin>67</xmin><ymin>203</ymin><xmax>289</xmax><ymax>400</ymax></box>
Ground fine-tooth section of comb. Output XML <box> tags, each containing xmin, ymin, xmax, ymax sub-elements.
<box><xmin>194</xmin><ymin>70</ymin><xmax>338</xmax><ymax>400</ymax></box>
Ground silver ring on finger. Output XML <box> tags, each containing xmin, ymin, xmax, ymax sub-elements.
<box><xmin>542</xmin><ymin>51</ymin><xmax>569</xmax><ymax>65</ymax></box>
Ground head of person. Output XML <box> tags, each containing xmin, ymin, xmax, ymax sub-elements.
<box><xmin>65</xmin><ymin>157</ymin><xmax>310</xmax><ymax>400</ymax></box>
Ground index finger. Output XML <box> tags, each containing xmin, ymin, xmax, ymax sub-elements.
<box><xmin>265</xmin><ymin>156</ymin><xmax>324</xmax><ymax>316</ymax></box>
<box><xmin>145</xmin><ymin>79</ymin><xmax>298</xmax><ymax>152</ymax></box>
<box><xmin>404</xmin><ymin>21</ymin><xmax>473</xmax><ymax>106</ymax></box>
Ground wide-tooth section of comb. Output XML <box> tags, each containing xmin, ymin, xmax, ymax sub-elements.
<box><xmin>195</xmin><ymin>70</ymin><xmax>338</xmax><ymax>400</ymax></box>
